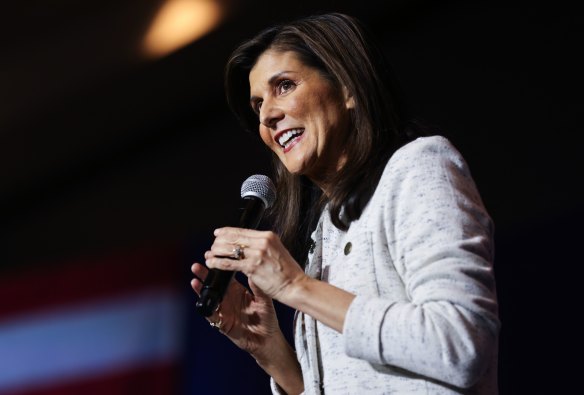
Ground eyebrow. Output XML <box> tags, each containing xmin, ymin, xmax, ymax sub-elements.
<box><xmin>249</xmin><ymin>71</ymin><xmax>292</xmax><ymax>103</ymax></box>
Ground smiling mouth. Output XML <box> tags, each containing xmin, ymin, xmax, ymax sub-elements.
<box><xmin>276</xmin><ymin>129</ymin><xmax>304</xmax><ymax>149</ymax></box>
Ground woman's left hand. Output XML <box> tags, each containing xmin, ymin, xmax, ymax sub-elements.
<box><xmin>205</xmin><ymin>227</ymin><xmax>307</xmax><ymax>304</ymax></box>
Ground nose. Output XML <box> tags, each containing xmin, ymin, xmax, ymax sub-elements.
<box><xmin>259</xmin><ymin>98</ymin><xmax>284</xmax><ymax>129</ymax></box>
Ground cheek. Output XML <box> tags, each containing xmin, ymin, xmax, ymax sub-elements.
<box><xmin>259</xmin><ymin>126</ymin><xmax>274</xmax><ymax>149</ymax></box>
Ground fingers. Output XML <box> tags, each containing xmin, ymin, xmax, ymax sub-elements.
<box><xmin>190</xmin><ymin>262</ymin><xmax>208</xmax><ymax>296</ymax></box>
<box><xmin>214</xmin><ymin>226</ymin><xmax>267</xmax><ymax>238</ymax></box>
<box><xmin>190</xmin><ymin>262</ymin><xmax>223</xmax><ymax>326</ymax></box>
<box><xmin>205</xmin><ymin>228</ymin><xmax>285</xmax><ymax>276</ymax></box>
<box><xmin>205</xmin><ymin>228</ymin><xmax>267</xmax><ymax>271</ymax></box>
<box><xmin>209</xmin><ymin>228</ymin><xmax>275</xmax><ymax>256</ymax></box>
<box><xmin>192</xmin><ymin>261</ymin><xmax>209</xmax><ymax>279</ymax></box>
<box><xmin>209</xmin><ymin>228</ymin><xmax>254</xmax><ymax>258</ymax></box>
<box><xmin>205</xmin><ymin>255</ymin><xmax>244</xmax><ymax>273</ymax></box>
<box><xmin>212</xmin><ymin>227</ymin><xmax>271</xmax><ymax>249</ymax></box>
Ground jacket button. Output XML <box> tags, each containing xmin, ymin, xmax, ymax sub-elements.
<box><xmin>344</xmin><ymin>242</ymin><xmax>352</xmax><ymax>255</ymax></box>
<box><xmin>309</xmin><ymin>241</ymin><xmax>316</xmax><ymax>254</ymax></box>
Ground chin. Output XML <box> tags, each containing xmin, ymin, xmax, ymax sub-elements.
<box><xmin>280</xmin><ymin>154</ymin><xmax>313</xmax><ymax>176</ymax></box>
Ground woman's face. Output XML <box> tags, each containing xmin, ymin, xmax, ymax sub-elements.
<box><xmin>249</xmin><ymin>50</ymin><xmax>354</xmax><ymax>184</ymax></box>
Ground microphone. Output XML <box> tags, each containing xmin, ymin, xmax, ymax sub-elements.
<box><xmin>195</xmin><ymin>174</ymin><xmax>277</xmax><ymax>317</ymax></box>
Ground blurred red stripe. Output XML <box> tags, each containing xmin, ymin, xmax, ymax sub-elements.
<box><xmin>0</xmin><ymin>246</ymin><xmax>184</xmax><ymax>321</ymax></box>
<box><xmin>2</xmin><ymin>361</ymin><xmax>181</xmax><ymax>395</ymax></box>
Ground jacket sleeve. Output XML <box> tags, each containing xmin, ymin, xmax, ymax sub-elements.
<box><xmin>343</xmin><ymin>136</ymin><xmax>500</xmax><ymax>389</ymax></box>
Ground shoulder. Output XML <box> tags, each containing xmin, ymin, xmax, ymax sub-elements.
<box><xmin>389</xmin><ymin>135</ymin><xmax>465</xmax><ymax>169</ymax></box>
<box><xmin>379</xmin><ymin>135</ymin><xmax>473</xmax><ymax>184</ymax></box>
<box><xmin>371</xmin><ymin>135</ymin><xmax>482</xmax><ymax>211</ymax></box>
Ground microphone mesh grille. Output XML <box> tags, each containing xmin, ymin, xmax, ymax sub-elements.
<box><xmin>240</xmin><ymin>174</ymin><xmax>277</xmax><ymax>208</ymax></box>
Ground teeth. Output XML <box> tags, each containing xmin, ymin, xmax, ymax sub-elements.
<box><xmin>278</xmin><ymin>129</ymin><xmax>303</xmax><ymax>147</ymax></box>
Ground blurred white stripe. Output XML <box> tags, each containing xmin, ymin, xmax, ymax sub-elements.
<box><xmin>0</xmin><ymin>289</ymin><xmax>185</xmax><ymax>392</ymax></box>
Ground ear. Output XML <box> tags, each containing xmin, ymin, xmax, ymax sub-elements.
<box><xmin>342</xmin><ymin>86</ymin><xmax>355</xmax><ymax>110</ymax></box>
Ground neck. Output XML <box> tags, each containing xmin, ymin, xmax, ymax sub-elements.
<box><xmin>309</xmin><ymin>153</ymin><xmax>347</xmax><ymax>197</ymax></box>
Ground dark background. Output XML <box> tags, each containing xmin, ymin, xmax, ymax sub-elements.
<box><xmin>1</xmin><ymin>1</ymin><xmax>581</xmax><ymax>394</ymax></box>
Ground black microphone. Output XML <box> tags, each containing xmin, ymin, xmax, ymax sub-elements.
<box><xmin>195</xmin><ymin>174</ymin><xmax>277</xmax><ymax>317</ymax></box>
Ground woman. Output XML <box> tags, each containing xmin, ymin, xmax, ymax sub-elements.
<box><xmin>191</xmin><ymin>13</ymin><xmax>500</xmax><ymax>394</ymax></box>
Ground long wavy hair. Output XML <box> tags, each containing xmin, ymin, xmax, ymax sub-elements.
<box><xmin>225</xmin><ymin>13</ymin><xmax>423</xmax><ymax>264</ymax></box>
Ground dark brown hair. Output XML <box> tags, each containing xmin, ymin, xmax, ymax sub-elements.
<box><xmin>225</xmin><ymin>13</ymin><xmax>423</xmax><ymax>263</ymax></box>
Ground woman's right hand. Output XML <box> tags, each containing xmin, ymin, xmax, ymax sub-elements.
<box><xmin>190</xmin><ymin>262</ymin><xmax>282</xmax><ymax>359</ymax></box>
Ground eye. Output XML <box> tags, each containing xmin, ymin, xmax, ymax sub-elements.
<box><xmin>277</xmin><ymin>79</ymin><xmax>295</xmax><ymax>95</ymax></box>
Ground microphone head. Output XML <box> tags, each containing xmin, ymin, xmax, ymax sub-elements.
<box><xmin>241</xmin><ymin>174</ymin><xmax>276</xmax><ymax>208</ymax></box>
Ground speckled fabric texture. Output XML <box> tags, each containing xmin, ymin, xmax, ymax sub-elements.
<box><xmin>271</xmin><ymin>136</ymin><xmax>500</xmax><ymax>394</ymax></box>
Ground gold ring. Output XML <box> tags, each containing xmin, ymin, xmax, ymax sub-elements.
<box><xmin>209</xmin><ymin>318</ymin><xmax>222</xmax><ymax>330</ymax></box>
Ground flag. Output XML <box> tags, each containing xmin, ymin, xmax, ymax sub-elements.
<box><xmin>0</xmin><ymin>246</ymin><xmax>187</xmax><ymax>395</ymax></box>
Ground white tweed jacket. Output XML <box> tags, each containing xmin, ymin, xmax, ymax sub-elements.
<box><xmin>272</xmin><ymin>136</ymin><xmax>500</xmax><ymax>394</ymax></box>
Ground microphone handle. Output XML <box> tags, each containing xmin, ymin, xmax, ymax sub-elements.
<box><xmin>195</xmin><ymin>197</ymin><xmax>267</xmax><ymax>317</ymax></box>
<box><xmin>195</xmin><ymin>269</ymin><xmax>235</xmax><ymax>317</ymax></box>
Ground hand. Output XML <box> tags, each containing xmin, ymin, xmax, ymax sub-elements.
<box><xmin>205</xmin><ymin>227</ymin><xmax>355</xmax><ymax>335</ymax></box>
<box><xmin>204</xmin><ymin>227</ymin><xmax>308</xmax><ymax>304</ymax></box>
<box><xmin>191</xmin><ymin>262</ymin><xmax>282</xmax><ymax>358</ymax></box>
<box><xmin>192</xmin><ymin>261</ymin><xmax>305</xmax><ymax>394</ymax></box>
